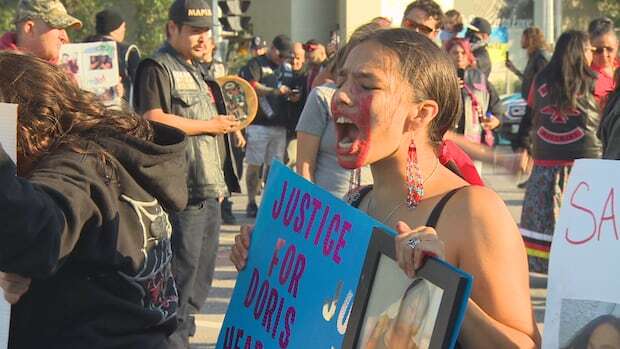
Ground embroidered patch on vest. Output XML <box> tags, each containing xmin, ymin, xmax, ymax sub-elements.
<box><xmin>540</xmin><ymin>105</ymin><xmax>581</xmax><ymax>124</ymax></box>
<box><xmin>537</xmin><ymin>126</ymin><xmax>585</xmax><ymax>144</ymax></box>
<box><xmin>538</xmin><ymin>83</ymin><xmax>549</xmax><ymax>97</ymax></box>
<box><xmin>172</xmin><ymin>70</ymin><xmax>198</xmax><ymax>90</ymax></box>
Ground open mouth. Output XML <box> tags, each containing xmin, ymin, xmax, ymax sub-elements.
<box><xmin>334</xmin><ymin>116</ymin><xmax>362</xmax><ymax>155</ymax></box>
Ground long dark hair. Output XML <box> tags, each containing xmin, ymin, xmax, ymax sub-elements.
<box><xmin>358</xmin><ymin>28</ymin><xmax>461</xmax><ymax>145</ymax></box>
<box><xmin>522</xmin><ymin>26</ymin><xmax>548</xmax><ymax>54</ymax></box>
<box><xmin>0</xmin><ymin>52</ymin><xmax>153</xmax><ymax>173</ymax></box>
<box><xmin>539</xmin><ymin>30</ymin><xmax>597</xmax><ymax>112</ymax></box>
<box><xmin>563</xmin><ymin>314</ymin><xmax>620</xmax><ymax>349</ymax></box>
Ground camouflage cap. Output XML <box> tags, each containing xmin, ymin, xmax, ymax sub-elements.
<box><xmin>14</xmin><ymin>0</ymin><xmax>82</xmax><ymax>30</ymax></box>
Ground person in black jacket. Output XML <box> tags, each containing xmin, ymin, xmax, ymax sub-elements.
<box><xmin>506</xmin><ymin>26</ymin><xmax>549</xmax><ymax>188</ymax></box>
<box><xmin>465</xmin><ymin>17</ymin><xmax>492</xmax><ymax>78</ymax></box>
<box><xmin>239</xmin><ymin>34</ymin><xmax>293</xmax><ymax>217</ymax></box>
<box><xmin>506</xmin><ymin>26</ymin><xmax>549</xmax><ymax>102</ymax></box>
<box><xmin>518</xmin><ymin>31</ymin><xmax>600</xmax><ymax>274</ymax></box>
<box><xmin>84</xmin><ymin>9</ymin><xmax>141</xmax><ymax>103</ymax></box>
<box><xmin>0</xmin><ymin>51</ymin><xmax>187</xmax><ymax>348</ymax></box>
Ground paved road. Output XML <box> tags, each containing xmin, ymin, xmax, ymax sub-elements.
<box><xmin>189</xmin><ymin>161</ymin><xmax>546</xmax><ymax>348</ymax></box>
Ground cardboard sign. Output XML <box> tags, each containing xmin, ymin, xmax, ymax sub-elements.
<box><xmin>0</xmin><ymin>102</ymin><xmax>17</xmax><ymax>349</ymax></box>
<box><xmin>543</xmin><ymin>159</ymin><xmax>620</xmax><ymax>348</ymax></box>
<box><xmin>59</xmin><ymin>41</ymin><xmax>120</xmax><ymax>106</ymax></box>
<box><xmin>217</xmin><ymin>161</ymin><xmax>391</xmax><ymax>349</ymax></box>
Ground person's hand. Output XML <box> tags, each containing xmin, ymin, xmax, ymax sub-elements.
<box><xmin>278</xmin><ymin>85</ymin><xmax>291</xmax><ymax>96</ymax></box>
<box><xmin>495</xmin><ymin>150</ymin><xmax>532</xmax><ymax>174</ymax></box>
<box><xmin>482</xmin><ymin>115</ymin><xmax>500</xmax><ymax>130</ymax></box>
<box><xmin>213</xmin><ymin>115</ymin><xmax>242</xmax><ymax>134</ymax></box>
<box><xmin>115</xmin><ymin>78</ymin><xmax>124</xmax><ymax>98</ymax></box>
<box><xmin>505</xmin><ymin>59</ymin><xmax>517</xmax><ymax>72</ymax></box>
<box><xmin>230</xmin><ymin>224</ymin><xmax>253</xmax><ymax>271</ymax></box>
<box><xmin>394</xmin><ymin>222</ymin><xmax>445</xmax><ymax>278</ymax></box>
<box><xmin>0</xmin><ymin>272</ymin><xmax>31</xmax><ymax>304</ymax></box>
<box><xmin>457</xmin><ymin>78</ymin><xmax>465</xmax><ymax>89</ymax></box>
<box><xmin>234</xmin><ymin>130</ymin><xmax>246</xmax><ymax>148</ymax></box>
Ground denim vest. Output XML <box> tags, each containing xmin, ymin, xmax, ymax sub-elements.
<box><xmin>149</xmin><ymin>43</ymin><xmax>228</xmax><ymax>200</ymax></box>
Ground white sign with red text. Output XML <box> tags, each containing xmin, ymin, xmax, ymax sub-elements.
<box><xmin>543</xmin><ymin>159</ymin><xmax>620</xmax><ymax>348</ymax></box>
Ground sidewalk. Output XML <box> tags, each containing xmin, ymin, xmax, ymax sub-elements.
<box><xmin>190</xmin><ymin>157</ymin><xmax>546</xmax><ymax>348</ymax></box>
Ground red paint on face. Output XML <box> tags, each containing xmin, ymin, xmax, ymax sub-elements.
<box><xmin>331</xmin><ymin>92</ymin><xmax>373</xmax><ymax>169</ymax></box>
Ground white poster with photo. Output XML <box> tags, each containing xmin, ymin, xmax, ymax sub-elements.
<box><xmin>0</xmin><ymin>102</ymin><xmax>17</xmax><ymax>349</ymax></box>
<box><xmin>543</xmin><ymin>159</ymin><xmax>620</xmax><ymax>348</ymax></box>
<box><xmin>59</xmin><ymin>41</ymin><xmax>120</xmax><ymax>106</ymax></box>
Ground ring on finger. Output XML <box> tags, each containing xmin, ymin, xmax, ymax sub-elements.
<box><xmin>407</xmin><ymin>237</ymin><xmax>421</xmax><ymax>250</ymax></box>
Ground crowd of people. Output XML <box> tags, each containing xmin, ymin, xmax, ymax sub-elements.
<box><xmin>0</xmin><ymin>0</ymin><xmax>617</xmax><ymax>348</ymax></box>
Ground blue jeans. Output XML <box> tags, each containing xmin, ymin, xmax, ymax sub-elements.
<box><xmin>167</xmin><ymin>198</ymin><xmax>221</xmax><ymax>348</ymax></box>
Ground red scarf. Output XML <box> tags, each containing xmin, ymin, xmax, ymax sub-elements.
<box><xmin>439</xmin><ymin>140</ymin><xmax>485</xmax><ymax>186</ymax></box>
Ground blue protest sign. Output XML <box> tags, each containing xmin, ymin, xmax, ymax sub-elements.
<box><xmin>216</xmin><ymin>161</ymin><xmax>391</xmax><ymax>349</ymax></box>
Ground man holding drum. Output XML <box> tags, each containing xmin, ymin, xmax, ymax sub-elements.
<box><xmin>133</xmin><ymin>0</ymin><xmax>240</xmax><ymax>347</ymax></box>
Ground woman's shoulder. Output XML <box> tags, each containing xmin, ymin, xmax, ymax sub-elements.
<box><xmin>439</xmin><ymin>185</ymin><xmax>518</xmax><ymax>243</ymax></box>
<box><xmin>450</xmin><ymin>185</ymin><xmax>509</xmax><ymax>218</ymax></box>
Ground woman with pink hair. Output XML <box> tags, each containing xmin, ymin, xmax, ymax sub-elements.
<box><xmin>445</xmin><ymin>38</ymin><xmax>503</xmax><ymax>171</ymax></box>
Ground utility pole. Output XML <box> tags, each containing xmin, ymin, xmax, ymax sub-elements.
<box><xmin>554</xmin><ymin>0</ymin><xmax>562</xmax><ymax>41</ymax></box>
<box><xmin>536</xmin><ymin>0</ymin><xmax>561</xmax><ymax>44</ymax></box>
<box><xmin>211</xmin><ymin>0</ymin><xmax>223</xmax><ymax>61</ymax></box>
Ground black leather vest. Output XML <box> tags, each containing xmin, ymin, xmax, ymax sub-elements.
<box><xmin>530</xmin><ymin>76</ymin><xmax>602</xmax><ymax>160</ymax></box>
<box><xmin>148</xmin><ymin>43</ymin><xmax>228</xmax><ymax>200</ymax></box>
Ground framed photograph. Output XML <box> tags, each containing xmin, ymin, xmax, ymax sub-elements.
<box><xmin>343</xmin><ymin>228</ymin><xmax>472</xmax><ymax>349</ymax></box>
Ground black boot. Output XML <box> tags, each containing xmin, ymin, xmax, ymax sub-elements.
<box><xmin>221</xmin><ymin>198</ymin><xmax>236</xmax><ymax>225</ymax></box>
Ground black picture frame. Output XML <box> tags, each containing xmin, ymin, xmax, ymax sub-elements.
<box><xmin>343</xmin><ymin>228</ymin><xmax>472</xmax><ymax>349</ymax></box>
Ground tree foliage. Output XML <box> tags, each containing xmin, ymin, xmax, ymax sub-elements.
<box><xmin>0</xmin><ymin>0</ymin><xmax>173</xmax><ymax>56</ymax></box>
<box><xmin>562</xmin><ymin>0</ymin><xmax>620</xmax><ymax>32</ymax></box>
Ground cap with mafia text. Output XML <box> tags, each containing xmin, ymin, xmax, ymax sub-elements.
<box><xmin>14</xmin><ymin>0</ymin><xmax>82</xmax><ymax>29</ymax></box>
<box><xmin>169</xmin><ymin>0</ymin><xmax>213</xmax><ymax>28</ymax></box>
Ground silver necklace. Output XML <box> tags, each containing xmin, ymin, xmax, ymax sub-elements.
<box><xmin>368</xmin><ymin>158</ymin><xmax>440</xmax><ymax>225</ymax></box>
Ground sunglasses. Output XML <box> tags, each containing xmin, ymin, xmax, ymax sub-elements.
<box><xmin>591</xmin><ymin>46</ymin><xmax>615</xmax><ymax>54</ymax></box>
<box><xmin>402</xmin><ymin>19</ymin><xmax>435</xmax><ymax>35</ymax></box>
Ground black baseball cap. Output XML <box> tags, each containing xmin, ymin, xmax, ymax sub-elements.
<box><xmin>469</xmin><ymin>17</ymin><xmax>491</xmax><ymax>35</ymax></box>
<box><xmin>272</xmin><ymin>34</ymin><xmax>292</xmax><ymax>57</ymax></box>
<box><xmin>169</xmin><ymin>0</ymin><xmax>212</xmax><ymax>28</ymax></box>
